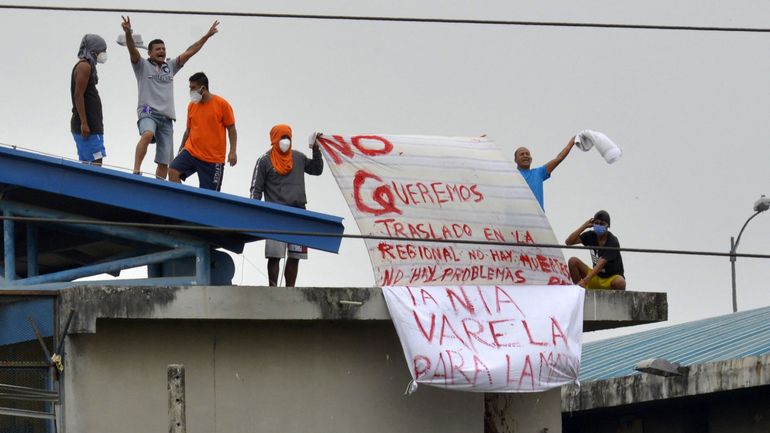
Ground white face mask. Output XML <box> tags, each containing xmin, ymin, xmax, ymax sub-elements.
<box><xmin>279</xmin><ymin>138</ymin><xmax>291</xmax><ymax>153</ymax></box>
<box><xmin>96</xmin><ymin>52</ymin><xmax>108</xmax><ymax>64</ymax></box>
<box><xmin>190</xmin><ymin>89</ymin><xmax>203</xmax><ymax>103</ymax></box>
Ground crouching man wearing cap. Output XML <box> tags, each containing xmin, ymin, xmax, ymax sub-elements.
<box><xmin>565</xmin><ymin>210</ymin><xmax>626</xmax><ymax>290</ymax></box>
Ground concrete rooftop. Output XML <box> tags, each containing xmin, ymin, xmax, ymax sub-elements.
<box><xmin>57</xmin><ymin>285</ymin><xmax>668</xmax><ymax>334</ymax></box>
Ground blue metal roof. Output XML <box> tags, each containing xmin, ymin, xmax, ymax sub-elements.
<box><xmin>0</xmin><ymin>146</ymin><xmax>344</xmax><ymax>254</ymax></box>
<box><xmin>579</xmin><ymin>305</ymin><xmax>770</xmax><ymax>382</ymax></box>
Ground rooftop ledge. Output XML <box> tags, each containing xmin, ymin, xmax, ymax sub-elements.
<box><xmin>58</xmin><ymin>285</ymin><xmax>667</xmax><ymax>334</ymax></box>
<box><xmin>562</xmin><ymin>353</ymin><xmax>770</xmax><ymax>412</ymax></box>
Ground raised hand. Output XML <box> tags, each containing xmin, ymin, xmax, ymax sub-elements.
<box><xmin>121</xmin><ymin>15</ymin><xmax>132</xmax><ymax>33</ymax></box>
<box><xmin>308</xmin><ymin>132</ymin><xmax>322</xmax><ymax>148</ymax></box>
<box><xmin>206</xmin><ymin>20</ymin><xmax>220</xmax><ymax>38</ymax></box>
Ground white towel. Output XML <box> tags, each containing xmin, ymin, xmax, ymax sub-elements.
<box><xmin>575</xmin><ymin>130</ymin><xmax>622</xmax><ymax>164</ymax></box>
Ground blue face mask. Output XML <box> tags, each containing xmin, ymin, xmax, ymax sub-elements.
<box><xmin>593</xmin><ymin>224</ymin><xmax>607</xmax><ymax>235</ymax></box>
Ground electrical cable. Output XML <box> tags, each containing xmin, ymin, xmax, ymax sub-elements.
<box><xmin>2</xmin><ymin>6</ymin><xmax>764</xmax><ymax>293</ymax></box>
<box><xmin>0</xmin><ymin>146</ymin><xmax>766</xmax><ymax>260</ymax></box>
<box><xmin>0</xmin><ymin>214</ymin><xmax>767</xmax><ymax>260</ymax></box>
<box><xmin>1</xmin><ymin>4</ymin><xmax>769</xmax><ymax>33</ymax></box>
<box><xmin>279</xmin><ymin>243</ymin><xmax>288</xmax><ymax>287</ymax></box>
<box><xmin>239</xmin><ymin>251</ymin><xmax>270</xmax><ymax>282</ymax></box>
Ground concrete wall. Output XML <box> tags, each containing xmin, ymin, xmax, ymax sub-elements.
<box><xmin>56</xmin><ymin>285</ymin><xmax>668</xmax><ymax>433</ymax></box>
<box><xmin>63</xmin><ymin>319</ymin><xmax>482</xmax><ymax>433</ymax></box>
<box><xmin>486</xmin><ymin>389</ymin><xmax>562</xmax><ymax>433</ymax></box>
<box><xmin>563</xmin><ymin>385</ymin><xmax>770</xmax><ymax>433</ymax></box>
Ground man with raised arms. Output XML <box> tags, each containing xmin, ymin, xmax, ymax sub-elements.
<box><xmin>121</xmin><ymin>16</ymin><xmax>219</xmax><ymax>179</ymax></box>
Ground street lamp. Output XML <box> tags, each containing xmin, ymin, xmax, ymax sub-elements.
<box><xmin>730</xmin><ymin>195</ymin><xmax>770</xmax><ymax>312</ymax></box>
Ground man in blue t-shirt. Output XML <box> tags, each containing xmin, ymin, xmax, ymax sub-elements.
<box><xmin>514</xmin><ymin>136</ymin><xmax>576</xmax><ymax>209</ymax></box>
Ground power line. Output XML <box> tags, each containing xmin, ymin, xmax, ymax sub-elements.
<box><xmin>2</xmin><ymin>4</ymin><xmax>769</xmax><ymax>33</ymax></box>
<box><xmin>0</xmin><ymin>146</ymin><xmax>765</xmax><ymax>261</ymax></box>
<box><xmin>1</xmin><ymin>215</ymin><xmax>767</xmax><ymax>260</ymax></box>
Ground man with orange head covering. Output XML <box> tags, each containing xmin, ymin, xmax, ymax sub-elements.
<box><xmin>250</xmin><ymin>125</ymin><xmax>324</xmax><ymax>286</ymax></box>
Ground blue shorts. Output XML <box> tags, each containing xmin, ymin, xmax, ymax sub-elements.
<box><xmin>137</xmin><ymin>111</ymin><xmax>174</xmax><ymax>165</ymax></box>
<box><xmin>72</xmin><ymin>133</ymin><xmax>106</xmax><ymax>162</ymax></box>
<box><xmin>169</xmin><ymin>149</ymin><xmax>224</xmax><ymax>191</ymax></box>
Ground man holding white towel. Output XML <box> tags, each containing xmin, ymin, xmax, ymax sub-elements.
<box><xmin>514</xmin><ymin>136</ymin><xmax>576</xmax><ymax>210</ymax></box>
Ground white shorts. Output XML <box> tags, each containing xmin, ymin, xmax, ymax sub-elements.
<box><xmin>265</xmin><ymin>239</ymin><xmax>308</xmax><ymax>260</ymax></box>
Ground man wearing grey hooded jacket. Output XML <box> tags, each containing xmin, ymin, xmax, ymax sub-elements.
<box><xmin>70</xmin><ymin>34</ymin><xmax>108</xmax><ymax>165</ymax></box>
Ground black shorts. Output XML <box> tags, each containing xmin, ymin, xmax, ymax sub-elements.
<box><xmin>170</xmin><ymin>149</ymin><xmax>224</xmax><ymax>191</ymax></box>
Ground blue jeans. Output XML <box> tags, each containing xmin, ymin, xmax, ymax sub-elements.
<box><xmin>137</xmin><ymin>110</ymin><xmax>174</xmax><ymax>165</ymax></box>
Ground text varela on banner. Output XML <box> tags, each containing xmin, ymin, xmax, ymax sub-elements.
<box><xmin>383</xmin><ymin>285</ymin><xmax>584</xmax><ymax>392</ymax></box>
<box><xmin>316</xmin><ymin>134</ymin><xmax>570</xmax><ymax>286</ymax></box>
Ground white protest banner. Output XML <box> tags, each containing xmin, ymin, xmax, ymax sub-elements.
<box><xmin>316</xmin><ymin>134</ymin><xmax>570</xmax><ymax>286</ymax></box>
<box><xmin>383</xmin><ymin>285</ymin><xmax>584</xmax><ymax>392</ymax></box>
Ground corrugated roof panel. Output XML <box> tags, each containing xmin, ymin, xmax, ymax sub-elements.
<box><xmin>579</xmin><ymin>305</ymin><xmax>770</xmax><ymax>382</ymax></box>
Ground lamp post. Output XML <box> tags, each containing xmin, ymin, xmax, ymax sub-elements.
<box><xmin>730</xmin><ymin>195</ymin><xmax>770</xmax><ymax>313</ymax></box>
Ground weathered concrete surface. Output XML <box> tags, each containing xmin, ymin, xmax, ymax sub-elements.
<box><xmin>562</xmin><ymin>354</ymin><xmax>770</xmax><ymax>412</ymax></box>
<box><xmin>486</xmin><ymin>388</ymin><xmax>562</xmax><ymax>433</ymax></box>
<box><xmin>562</xmin><ymin>382</ymin><xmax>770</xmax><ymax>433</ymax></box>
<box><xmin>581</xmin><ymin>289</ymin><xmax>667</xmax><ymax>331</ymax></box>
<box><xmin>58</xmin><ymin>286</ymin><xmax>667</xmax><ymax>334</ymax></box>
<box><xmin>53</xmin><ymin>286</ymin><xmax>667</xmax><ymax>433</ymax></box>
<box><xmin>63</xmin><ymin>320</ymin><xmax>482</xmax><ymax>433</ymax></box>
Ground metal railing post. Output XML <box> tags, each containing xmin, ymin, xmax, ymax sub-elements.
<box><xmin>4</xmin><ymin>210</ymin><xmax>15</xmax><ymax>281</ymax></box>
<box><xmin>27</xmin><ymin>223</ymin><xmax>38</xmax><ymax>277</ymax></box>
<box><xmin>195</xmin><ymin>246</ymin><xmax>211</xmax><ymax>285</ymax></box>
<box><xmin>730</xmin><ymin>236</ymin><xmax>737</xmax><ymax>313</ymax></box>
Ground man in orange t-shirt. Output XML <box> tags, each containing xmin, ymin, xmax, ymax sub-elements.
<box><xmin>169</xmin><ymin>72</ymin><xmax>237</xmax><ymax>191</ymax></box>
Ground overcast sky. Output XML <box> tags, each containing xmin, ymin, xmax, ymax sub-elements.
<box><xmin>1</xmin><ymin>0</ymin><xmax>768</xmax><ymax>340</ymax></box>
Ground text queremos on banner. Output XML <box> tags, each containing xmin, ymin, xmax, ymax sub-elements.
<box><xmin>316</xmin><ymin>134</ymin><xmax>571</xmax><ymax>286</ymax></box>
